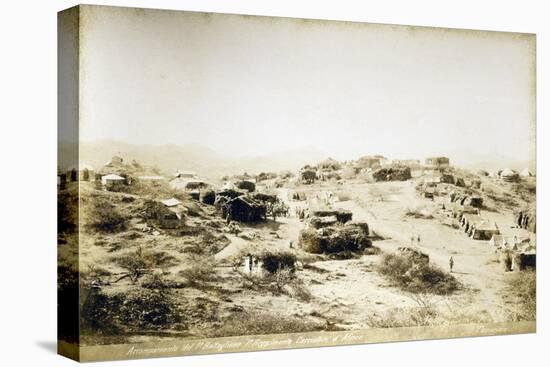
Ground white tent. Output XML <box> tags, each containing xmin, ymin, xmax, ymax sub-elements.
<box><xmin>101</xmin><ymin>174</ymin><xmax>125</xmax><ymax>185</ymax></box>
<box><xmin>520</xmin><ymin>168</ymin><xmax>534</xmax><ymax>177</ymax></box>
<box><xmin>161</xmin><ymin>198</ymin><xmax>181</xmax><ymax>207</ymax></box>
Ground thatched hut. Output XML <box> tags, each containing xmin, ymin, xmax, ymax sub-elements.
<box><xmin>309</xmin><ymin>216</ymin><xmax>338</xmax><ymax>229</ymax></box>
<box><xmin>311</xmin><ymin>209</ymin><xmax>353</xmax><ymax>224</ymax></box>
<box><xmin>424</xmin><ymin>156</ymin><xmax>450</xmax><ymax>169</ymax></box>
<box><xmin>224</xmin><ymin>196</ymin><xmax>266</xmax><ymax>222</ymax></box>
<box><xmin>470</xmin><ymin>220</ymin><xmax>500</xmax><ymax>240</ymax></box>
<box><xmin>355</xmin><ymin>156</ymin><xmax>381</xmax><ymax>170</ymax></box>
<box><xmin>520</xmin><ymin>168</ymin><xmax>534</xmax><ymax>177</ymax></box>
<box><xmin>101</xmin><ymin>174</ymin><xmax>126</xmax><ymax>190</ymax></box>
<box><xmin>298</xmin><ymin>221</ymin><xmax>371</xmax><ymax>254</ymax></box>
<box><xmin>144</xmin><ymin>199</ymin><xmax>186</xmax><ymax>229</ymax></box>
<box><xmin>500</xmin><ymin>168</ymin><xmax>519</xmax><ymax>182</ymax></box>
<box><xmin>373</xmin><ymin>166</ymin><xmax>411</xmax><ymax>181</ymax></box>
<box><xmin>200</xmin><ymin>190</ymin><xmax>216</xmax><ymax>205</ymax></box>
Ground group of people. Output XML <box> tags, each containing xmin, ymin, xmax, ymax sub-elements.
<box><xmin>267</xmin><ymin>201</ymin><xmax>289</xmax><ymax>220</ymax></box>
<box><xmin>295</xmin><ymin>206</ymin><xmax>310</xmax><ymax>220</ymax></box>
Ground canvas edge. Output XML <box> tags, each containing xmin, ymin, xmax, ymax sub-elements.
<box><xmin>57</xmin><ymin>4</ymin><xmax>82</xmax><ymax>363</ymax></box>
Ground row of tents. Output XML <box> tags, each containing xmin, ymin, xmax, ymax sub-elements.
<box><xmin>489</xmin><ymin>234</ymin><xmax>536</xmax><ymax>271</ymax></box>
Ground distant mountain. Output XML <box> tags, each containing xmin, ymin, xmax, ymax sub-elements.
<box><xmin>62</xmin><ymin>140</ymin><xmax>537</xmax><ymax>179</ymax></box>
<box><xmin>452</xmin><ymin>155</ymin><xmax>536</xmax><ymax>174</ymax></box>
<box><xmin>232</xmin><ymin>147</ymin><xmax>327</xmax><ymax>175</ymax></box>
<box><xmin>61</xmin><ymin>140</ymin><xmax>327</xmax><ymax>179</ymax></box>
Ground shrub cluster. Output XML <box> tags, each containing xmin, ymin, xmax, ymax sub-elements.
<box><xmin>81</xmin><ymin>287</ymin><xmax>182</xmax><ymax>333</ymax></box>
<box><xmin>86</xmin><ymin>197</ymin><xmax>128</xmax><ymax>233</ymax></box>
<box><xmin>178</xmin><ymin>254</ymin><xmax>217</xmax><ymax>286</ymax></box>
<box><xmin>114</xmin><ymin>247</ymin><xmax>178</xmax><ymax>283</ymax></box>
<box><xmin>260</xmin><ymin>252</ymin><xmax>297</xmax><ymax>274</ymax></box>
<box><xmin>507</xmin><ymin>270</ymin><xmax>536</xmax><ymax>321</ymax></box>
<box><xmin>377</xmin><ymin>252</ymin><xmax>460</xmax><ymax>295</ymax></box>
<box><xmin>208</xmin><ymin>311</ymin><xmax>323</xmax><ymax>337</ymax></box>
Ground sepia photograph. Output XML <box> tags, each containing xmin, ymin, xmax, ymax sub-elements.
<box><xmin>57</xmin><ymin>4</ymin><xmax>536</xmax><ymax>361</ymax></box>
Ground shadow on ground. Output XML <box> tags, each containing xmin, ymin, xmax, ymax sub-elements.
<box><xmin>36</xmin><ymin>340</ymin><xmax>57</xmax><ymax>354</ymax></box>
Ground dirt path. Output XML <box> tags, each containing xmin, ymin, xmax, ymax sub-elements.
<box><xmin>331</xmin><ymin>181</ymin><xmax>513</xmax><ymax>321</ymax></box>
<box><xmin>214</xmin><ymin>234</ymin><xmax>251</xmax><ymax>261</ymax></box>
<box><xmin>215</xmin><ymin>188</ymin><xmax>306</xmax><ymax>261</ymax></box>
<box><xmin>212</xmin><ymin>181</ymin><xmax>516</xmax><ymax>327</ymax></box>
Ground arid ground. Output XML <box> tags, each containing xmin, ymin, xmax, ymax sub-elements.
<box><xmin>58</xmin><ymin>163</ymin><xmax>535</xmax><ymax>345</ymax></box>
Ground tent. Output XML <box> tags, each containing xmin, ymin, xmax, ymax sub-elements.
<box><xmin>161</xmin><ymin>198</ymin><xmax>181</xmax><ymax>207</ymax></box>
<box><xmin>520</xmin><ymin>168</ymin><xmax>534</xmax><ymax>177</ymax></box>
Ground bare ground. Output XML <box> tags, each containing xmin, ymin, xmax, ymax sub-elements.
<box><xmin>75</xmin><ymin>179</ymin><xmax>531</xmax><ymax>344</ymax></box>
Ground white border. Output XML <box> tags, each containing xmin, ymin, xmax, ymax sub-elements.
<box><xmin>0</xmin><ymin>1</ymin><xmax>546</xmax><ymax>366</ymax></box>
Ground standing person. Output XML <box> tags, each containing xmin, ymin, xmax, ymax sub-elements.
<box><xmin>449</xmin><ymin>256</ymin><xmax>454</xmax><ymax>273</ymax></box>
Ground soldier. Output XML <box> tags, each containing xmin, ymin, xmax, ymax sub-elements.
<box><xmin>449</xmin><ymin>256</ymin><xmax>454</xmax><ymax>273</ymax></box>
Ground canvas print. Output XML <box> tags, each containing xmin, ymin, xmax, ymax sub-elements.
<box><xmin>58</xmin><ymin>5</ymin><xmax>536</xmax><ymax>362</ymax></box>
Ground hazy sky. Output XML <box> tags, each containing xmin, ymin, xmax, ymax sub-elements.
<box><xmin>79</xmin><ymin>5</ymin><xmax>535</xmax><ymax>165</ymax></box>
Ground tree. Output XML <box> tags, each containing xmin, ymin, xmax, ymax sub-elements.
<box><xmin>301</xmin><ymin>170</ymin><xmax>317</xmax><ymax>184</ymax></box>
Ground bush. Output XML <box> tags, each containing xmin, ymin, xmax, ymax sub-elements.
<box><xmin>178</xmin><ymin>255</ymin><xmax>217</xmax><ymax>285</ymax></box>
<box><xmin>119</xmin><ymin>288</ymin><xmax>181</xmax><ymax>327</ymax></box>
<box><xmin>81</xmin><ymin>287</ymin><xmax>182</xmax><ymax>333</ymax></box>
<box><xmin>367</xmin><ymin>294</ymin><xmax>438</xmax><ymax>328</ymax></box>
<box><xmin>301</xmin><ymin>170</ymin><xmax>317</xmax><ymax>184</ymax></box>
<box><xmin>114</xmin><ymin>247</ymin><xmax>177</xmax><ymax>283</ymax></box>
<box><xmin>286</xmin><ymin>277</ymin><xmax>313</xmax><ymax>302</ymax></box>
<box><xmin>373</xmin><ymin>166</ymin><xmax>411</xmax><ymax>181</ymax></box>
<box><xmin>367</xmin><ymin>306</ymin><xmax>437</xmax><ymax>328</ymax></box>
<box><xmin>299</xmin><ymin>228</ymin><xmax>323</xmax><ymax>253</ymax></box>
<box><xmin>260</xmin><ymin>251</ymin><xmax>297</xmax><ymax>274</ymax></box>
<box><xmin>87</xmin><ymin>197</ymin><xmax>128</xmax><ymax>233</ymax></box>
<box><xmin>208</xmin><ymin>311</ymin><xmax>323</xmax><ymax>337</ymax></box>
<box><xmin>273</xmin><ymin>267</ymin><xmax>293</xmax><ymax>292</ymax></box>
<box><xmin>183</xmin><ymin>232</ymin><xmax>230</xmax><ymax>255</ymax></box>
<box><xmin>507</xmin><ymin>270</ymin><xmax>536</xmax><ymax>321</ymax></box>
<box><xmin>236</xmin><ymin>180</ymin><xmax>255</xmax><ymax>192</ymax></box>
<box><xmin>80</xmin><ymin>289</ymin><xmax>122</xmax><ymax>333</ymax></box>
<box><xmin>367</xmin><ymin>295</ymin><xmax>493</xmax><ymax>328</ymax></box>
<box><xmin>377</xmin><ymin>252</ymin><xmax>460</xmax><ymax>295</ymax></box>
